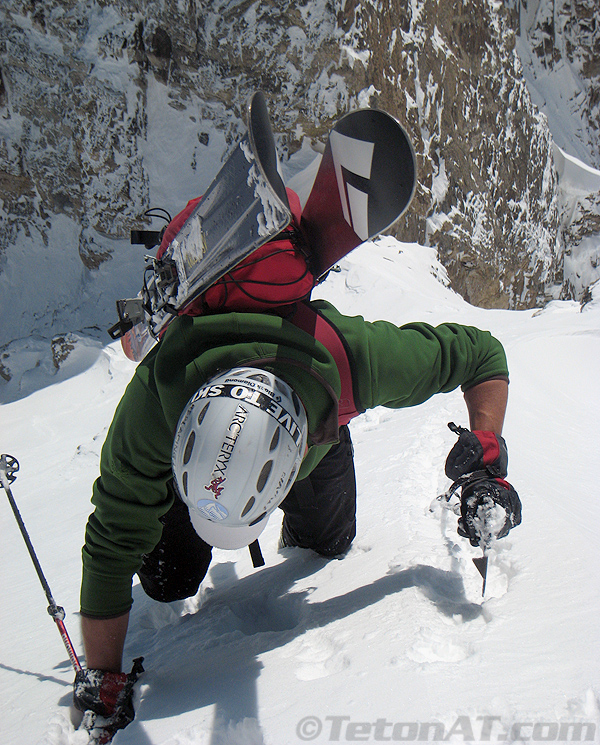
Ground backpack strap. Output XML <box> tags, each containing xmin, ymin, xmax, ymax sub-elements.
<box><xmin>248</xmin><ymin>539</ymin><xmax>265</xmax><ymax>568</ymax></box>
<box><xmin>289</xmin><ymin>302</ymin><xmax>362</xmax><ymax>426</ymax></box>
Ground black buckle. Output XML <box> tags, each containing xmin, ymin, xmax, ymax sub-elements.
<box><xmin>107</xmin><ymin>298</ymin><xmax>145</xmax><ymax>339</ymax></box>
<box><xmin>130</xmin><ymin>229</ymin><xmax>163</xmax><ymax>249</ymax></box>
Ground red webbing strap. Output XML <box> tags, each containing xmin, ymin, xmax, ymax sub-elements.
<box><xmin>290</xmin><ymin>303</ymin><xmax>360</xmax><ymax>425</ymax></box>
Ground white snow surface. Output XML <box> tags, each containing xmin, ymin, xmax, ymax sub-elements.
<box><xmin>1</xmin><ymin>236</ymin><xmax>599</xmax><ymax>745</ymax></box>
<box><xmin>553</xmin><ymin>146</ymin><xmax>600</xmax><ymax>198</ymax></box>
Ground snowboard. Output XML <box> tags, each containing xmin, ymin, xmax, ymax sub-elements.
<box><xmin>109</xmin><ymin>91</ymin><xmax>292</xmax><ymax>348</ymax></box>
<box><xmin>302</xmin><ymin>107</ymin><xmax>416</xmax><ymax>277</ymax></box>
<box><xmin>111</xmin><ymin>92</ymin><xmax>417</xmax><ymax>362</ymax></box>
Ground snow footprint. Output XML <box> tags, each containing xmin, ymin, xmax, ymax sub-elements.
<box><xmin>406</xmin><ymin>626</ymin><xmax>471</xmax><ymax>664</ymax></box>
<box><xmin>227</xmin><ymin>591</ymin><xmax>303</xmax><ymax>634</ymax></box>
<box><xmin>137</xmin><ymin>593</ymin><xmax>204</xmax><ymax>631</ymax></box>
<box><xmin>163</xmin><ymin>717</ymin><xmax>263</xmax><ymax>745</ymax></box>
<box><xmin>284</xmin><ymin>629</ymin><xmax>350</xmax><ymax>680</ymax></box>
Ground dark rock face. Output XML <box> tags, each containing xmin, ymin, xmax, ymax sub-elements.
<box><xmin>345</xmin><ymin>0</ymin><xmax>562</xmax><ymax>309</ymax></box>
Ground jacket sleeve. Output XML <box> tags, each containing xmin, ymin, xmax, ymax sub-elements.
<box><xmin>315</xmin><ymin>303</ymin><xmax>509</xmax><ymax>411</ymax></box>
<box><xmin>80</xmin><ymin>371</ymin><xmax>174</xmax><ymax>618</ymax></box>
<box><xmin>362</xmin><ymin>320</ymin><xmax>508</xmax><ymax>410</ymax></box>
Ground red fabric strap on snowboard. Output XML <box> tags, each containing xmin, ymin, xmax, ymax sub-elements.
<box><xmin>156</xmin><ymin>189</ymin><xmax>315</xmax><ymax>321</ymax></box>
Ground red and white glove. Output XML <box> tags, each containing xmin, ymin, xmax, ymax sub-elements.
<box><xmin>73</xmin><ymin>658</ymin><xmax>144</xmax><ymax>744</ymax></box>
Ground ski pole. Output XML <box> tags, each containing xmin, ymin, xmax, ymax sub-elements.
<box><xmin>0</xmin><ymin>454</ymin><xmax>82</xmax><ymax>673</ymax></box>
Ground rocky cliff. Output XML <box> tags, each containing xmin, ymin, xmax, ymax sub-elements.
<box><xmin>515</xmin><ymin>0</ymin><xmax>600</xmax><ymax>301</ymax></box>
<box><xmin>0</xmin><ymin>0</ymin><xmax>598</xmax><ymax>347</ymax></box>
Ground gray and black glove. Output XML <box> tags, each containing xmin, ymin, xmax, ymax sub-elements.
<box><xmin>457</xmin><ymin>472</ymin><xmax>522</xmax><ymax>547</ymax></box>
<box><xmin>73</xmin><ymin>658</ymin><xmax>144</xmax><ymax>744</ymax></box>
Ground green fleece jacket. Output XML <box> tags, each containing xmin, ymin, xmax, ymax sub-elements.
<box><xmin>81</xmin><ymin>300</ymin><xmax>508</xmax><ymax>617</ymax></box>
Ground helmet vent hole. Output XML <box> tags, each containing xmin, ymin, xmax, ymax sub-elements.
<box><xmin>256</xmin><ymin>460</ymin><xmax>273</xmax><ymax>492</ymax></box>
<box><xmin>183</xmin><ymin>431</ymin><xmax>195</xmax><ymax>465</ymax></box>
<box><xmin>249</xmin><ymin>511</ymin><xmax>267</xmax><ymax>526</ymax></box>
<box><xmin>197</xmin><ymin>402</ymin><xmax>210</xmax><ymax>427</ymax></box>
<box><xmin>285</xmin><ymin>466</ymin><xmax>298</xmax><ymax>491</ymax></box>
<box><xmin>182</xmin><ymin>471</ymin><xmax>189</xmax><ymax>497</ymax></box>
<box><xmin>274</xmin><ymin>378</ymin><xmax>287</xmax><ymax>394</ymax></box>
<box><xmin>269</xmin><ymin>428</ymin><xmax>280</xmax><ymax>451</ymax></box>
<box><xmin>241</xmin><ymin>496</ymin><xmax>255</xmax><ymax>517</ymax></box>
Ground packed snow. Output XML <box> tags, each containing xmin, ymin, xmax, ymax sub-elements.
<box><xmin>1</xmin><ymin>230</ymin><xmax>599</xmax><ymax>744</ymax></box>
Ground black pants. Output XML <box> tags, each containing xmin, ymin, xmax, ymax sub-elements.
<box><xmin>138</xmin><ymin>425</ymin><xmax>357</xmax><ymax>603</ymax></box>
<box><xmin>278</xmin><ymin>424</ymin><xmax>356</xmax><ymax>557</ymax></box>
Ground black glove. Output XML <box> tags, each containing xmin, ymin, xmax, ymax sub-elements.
<box><xmin>445</xmin><ymin>422</ymin><xmax>508</xmax><ymax>481</ymax></box>
<box><xmin>458</xmin><ymin>474</ymin><xmax>522</xmax><ymax>547</ymax></box>
<box><xmin>73</xmin><ymin>658</ymin><xmax>144</xmax><ymax>744</ymax></box>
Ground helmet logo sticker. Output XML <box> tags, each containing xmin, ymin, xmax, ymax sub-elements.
<box><xmin>196</xmin><ymin>499</ymin><xmax>229</xmax><ymax>521</ymax></box>
<box><xmin>193</xmin><ymin>382</ymin><xmax>304</xmax><ymax>446</ymax></box>
<box><xmin>206</xmin><ymin>403</ymin><xmax>249</xmax><ymax>492</ymax></box>
<box><xmin>205</xmin><ymin>476</ymin><xmax>225</xmax><ymax>496</ymax></box>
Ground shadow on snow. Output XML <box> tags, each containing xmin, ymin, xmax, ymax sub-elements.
<box><xmin>125</xmin><ymin>549</ymin><xmax>482</xmax><ymax>743</ymax></box>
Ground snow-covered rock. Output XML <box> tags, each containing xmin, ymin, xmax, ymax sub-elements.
<box><xmin>0</xmin><ymin>0</ymin><xmax>599</xmax><ymax>351</ymax></box>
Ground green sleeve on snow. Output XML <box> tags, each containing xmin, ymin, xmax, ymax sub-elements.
<box><xmin>80</xmin><ymin>369</ymin><xmax>174</xmax><ymax>618</ymax></box>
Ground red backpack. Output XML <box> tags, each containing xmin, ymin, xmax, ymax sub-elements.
<box><xmin>157</xmin><ymin>188</ymin><xmax>360</xmax><ymax>429</ymax></box>
<box><xmin>157</xmin><ymin>188</ymin><xmax>315</xmax><ymax>318</ymax></box>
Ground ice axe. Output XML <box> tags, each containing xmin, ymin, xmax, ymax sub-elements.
<box><xmin>0</xmin><ymin>454</ymin><xmax>82</xmax><ymax>673</ymax></box>
<box><xmin>472</xmin><ymin>554</ymin><xmax>488</xmax><ymax>596</ymax></box>
<box><xmin>438</xmin><ymin>469</ymin><xmax>493</xmax><ymax>597</ymax></box>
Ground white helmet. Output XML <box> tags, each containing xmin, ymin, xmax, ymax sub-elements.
<box><xmin>172</xmin><ymin>367</ymin><xmax>308</xmax><ymax>549</ymax></box>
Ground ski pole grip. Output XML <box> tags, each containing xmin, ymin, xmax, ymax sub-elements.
<box><xmin>0</xmin><ymin>454</ymin><xmax>19</xmax><ymax>485</ymax></box>
<box><xmin>48</xmin><ymin>604</ymin><xmax>66</xmax><ymax>621</ymax></box>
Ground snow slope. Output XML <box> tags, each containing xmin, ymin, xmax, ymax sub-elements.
<box><xmin>1</xmin><ymin>237</ymin><xmax>599</xmax><ymax>745</ymax></box>
<box><xmin>515</xmin><ymin>0</ymin><xmax>598</xmax><ymax>168</ymax></box>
